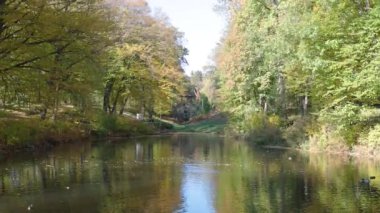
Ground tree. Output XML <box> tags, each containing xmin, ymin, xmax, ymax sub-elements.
<box><xmin>0</xmin><ymin>0</ymin><xmax>112</xmax><ymax>117</ymax></box>
<box><xmin>215</xmin><ymin>0</ymin><xmax>380</xmax><ymax>148</ymax></box>
<box><xmin>102</xmin><ymin>0</ymin><xmax>187</xmax><ymax>119</ymax></box>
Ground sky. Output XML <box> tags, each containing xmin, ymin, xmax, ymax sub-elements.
<box><xmin>146</xmin><ymin>0</ymin><xmax>226</xmax><ymax>74</ymax></box>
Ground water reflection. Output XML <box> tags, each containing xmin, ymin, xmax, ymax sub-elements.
<box><xmin>176</xmin><ymin>164</ymin><xmax>216</xmax><ymax>213</ymax></box>
<box><xmin>0</xmin><ymin>134</ymin><xmax>379</xmax><ymax>212</ymax></box>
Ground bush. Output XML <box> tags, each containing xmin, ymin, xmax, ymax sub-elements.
<box><xmin>283</xmin><ymin>116</ymin><xmax>309</xmax><ymax>147</ymax></box>
<box><xmin>358</xmin><ymin>125</ymin><xmax>380</xmax><ymax>149</ymax></box>
<box><xmin>0</xmin><ymin>120</ymin><xmax>37</xmax><ymax>146</ymax></box>
<box><xmin>0</xmin><ymin>119</ymin><xmax>83</xmax><ymax>148</ymax></box>
<box><xmin>242</xmin><ymin>113</ymin><xmax>266</xmax><ymax>133</ymax></box>
<box><xmin>91</xmin><ymin>113</ymin><xmax>154</xmax><ymax>136</ymax></box>
<box><xmin>116</xmin><ymin>116</ymin><xmax>154</xmax><ymax>135</ymax></box>
<box><xmin>96</xmin><ymin>114</ymin><xmax>118</xmax><ymax>134</ymax></box>
<box><xmin>318</xmin><ymin>103</ymin><xmax>365</xmax><ymax>146</ymax></box>
<box><xmin>353</xmin><ymin>125</ymin><xmax>380</xmax><ymax>157</ymax></box>
<box><xmin>242</xmin><ymin>113</ymin><xmax>284</xmax><ymax>145</ymax></box>
<box><xmin>307</xmin><ymin>124</ymin><xmax>350</xmax><ymax>153</ymax></box>
<box><xmin>247</xmin><ymin>125</ymin><xmax>284</xmax><ymax>145</ymax></box>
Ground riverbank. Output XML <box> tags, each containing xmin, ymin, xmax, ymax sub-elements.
<box><xmin>0</xmin><ymin>109</ymin><xmax>228</xmax><ymax>154</ymax></box>
<box><xmin>159</xmin><ymin>113</ymin><xmax>380</xmax><ymax>160</ymax></box>
<box><xmin>223</xmin><ymin>113</ymin><xmax>380</xmax><ymax>160</ymax></box>
<box><xmin>0</xmin><ymin>109</ymin><xmax>157</xmax><ymax>154</ymax></box>
<box><xmin>260</xmin><ymin>137</ymin><xmax>380</xmax><ymax>161</ymax></box>
<box><xmin>2</xmin><ymin>108</ymin><xmax>377</xmax><ymax>161</ymax></box>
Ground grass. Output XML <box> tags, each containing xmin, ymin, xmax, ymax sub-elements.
<box><xmin>0</xmin><ymin>118</ymin><xmax>84</xmax><ymax>149</ymax></box>
<box><xmin>0</xmin><ymin>110</ymin><xmax>10</xmax><ymax>118</ymax></box>
<box><xmin>171</xmin><ymin>114</ymin><xmax>227</xmax><ymax>134</ymax></box>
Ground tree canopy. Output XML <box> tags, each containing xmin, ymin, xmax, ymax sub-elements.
<box><xmin>215</xmin><ymin>0</ymin><xmax>380</xmax><ymax>150</ymax></box>
<box><xmin>0</xmin><ymin>0</ymin><xmax>188</xmax><ymax>120</ymax></box>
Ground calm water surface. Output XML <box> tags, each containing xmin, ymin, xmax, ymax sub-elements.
<box><xmin>0</xmin><ymin>134</ymin><xmax>379</xmax><ymax>212</ymax></box>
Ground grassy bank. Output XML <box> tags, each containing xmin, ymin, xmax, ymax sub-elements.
<box><xmin>0</xmin><ymin>109</ymin><xmax>156</xmax><ymax>153</ymax></box>
<box><xmin>171</xmin><ymin>114</ymin><xmax>227</xmax><ymax>134</ymax></box>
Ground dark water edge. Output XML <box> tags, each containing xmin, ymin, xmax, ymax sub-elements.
<box><xmin>0</xmin><ymin>134</ymin><xmax>379</xmax><ymax>213</ymax></box>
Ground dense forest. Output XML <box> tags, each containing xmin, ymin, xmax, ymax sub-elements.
<box><xmin>0</xmin><ymin>0</ymin><xmax>189</xmax><ymax>116</ymax></box>
<box><xmin>213</xmin><ymin>0</ymin><xmax>380</xmax><ymax>155</ymax></box>
<box><xmin>0</xmin><ymin>0</ymin><xmax>191</xmax><ymax>146</ymax></box>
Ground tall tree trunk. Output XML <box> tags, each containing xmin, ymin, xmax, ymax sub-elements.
<box><xmin>119</xmin><ymin>97</ymin><xmax>128</xmax><ymax>115</ymax></box>
<box><xmin>278</xmin><ymin>72</ymin><xmax>286</xmax><ymax>118</ymax></box>
<box><xmin>40</xmin><ymin>107</ymin><xmax>47</xmax><ymax>120</ymax></box>
<box><xmin>110</xmin><ymin>88</ymin><xmax>122</xmax><ymax>114</ymax></box>
<box><xmin>1</xmin><ymin>77</ymin><xmax>7</xmax><ymax>109</ymax></box>
<box><xmin>0</xmin><ymin>0</ymin><xmax>5</xmax><ymax>33</ymax></box>
<box><xmin>365</xmin><ymin>0</ymin><xmax>370</xmax><ymax>11</ymax></box>
<box><xmin>103</xmin><ymin>78</ymin><xmax>115</xmax><ymax>113</ymax></box>
<box><xmin>264</xmin><ymin>100</ymin><xmax>268</xmax><ymax>114</ymax></box>
<box><xmin>303</xmin><ymin>94</ymin><xmax>308</xmax><ymax>116</ymax></box>
<box><xmin>2</xmin><ymin>86</ymin><xmax>6</xmax><ymax>109</ymax></box>
<box><xmin>52</xmin><ymin>82</ymin><xmax>60</xmax><ymax>120</ymax></box>
<box><xmin>51</xmin><ymin>44</ymin><xmax>63</xmax><ymax>121</ymax></box>
<box><xmin>147</xmin><ymin>108</ymin><xmax>154</xmax><ymax>121</ymax></box>
<box><xmin>260</xmin><ymin>96</ymin><xmax>268</xmax><ymax>114</ymax></box>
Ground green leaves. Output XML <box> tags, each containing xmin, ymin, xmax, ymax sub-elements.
<box><xmin>216</xmin><ymin>0</ymin><xmax>380</xmax><ymax>147</ymax></box>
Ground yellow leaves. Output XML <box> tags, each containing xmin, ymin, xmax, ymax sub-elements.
<box><xmin>103</xmin><ymin>1</ymin><xmax>187</xmax><ymax>114</ymax></box>
<box><xmin>118</xmin><ymin>43</ymin><xmax>145</xmax><ymax>58</ymax></box>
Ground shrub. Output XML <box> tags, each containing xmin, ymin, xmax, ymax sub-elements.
<box><xmin>0</xmin><ymin>120</ymin><xmax>37</xmax><ymax>146</ymax></box>
<box><xmin>358</xmin><ymin>125</ymin><xmax>380</xmax><ymax>149</ymax></box>
<box><xmin>91</xmin><ymin>113</ymin><xmax>154</xmax><ymax>136</ymax></box>
<box><xmin>307</xmin><ymin>124</ymin><xmax>350</xmax><ymax>153</ymax></box>
<box><xmin>0</xmin><ymin>119</ymin><xmax>83</xmax><ymax>148</ymax></box>
<box><xmin>268</xmin><ymin>115</ymin><xmax>281</xmax><ymax>126</ymax></box>
<box><xmin>243</xmin><ymin>113</ymin><xmax>284</xmax><ymax>145</ymax></box>
<box><xmin>283</xmin><ymin>116</ymin><xmax>308</xmax><ymax>148</ymax></box>
<box><xmin>243</xmin><ymin>113</ymin><xmax>266</xmax><ymax>133</ymax></box>
<box><xmin>116</xmin><ymin>116</ymin><xmax>154</xmax><ymax>135</ymax></box>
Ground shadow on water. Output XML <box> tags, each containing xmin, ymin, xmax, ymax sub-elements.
<box><xmin>0</xmin><ymin>134</ymin><xmax>379</xmax><ymax>212</ymax></box>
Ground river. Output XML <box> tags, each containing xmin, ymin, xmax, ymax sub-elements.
<box><xmin>0</xmin><ymin>134</ymin><xmax>379</xmax><ymax>212</ymax></box>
